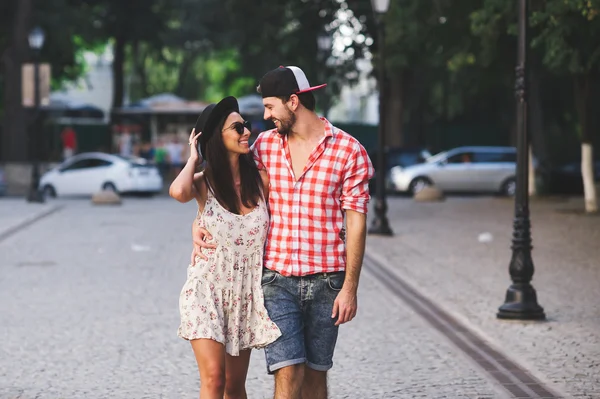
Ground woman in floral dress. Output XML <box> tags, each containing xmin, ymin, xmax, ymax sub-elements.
<box><xmin>169</xmin><ymin>96</ymin><xmax>281</xmax><ymax>399</ymax></box>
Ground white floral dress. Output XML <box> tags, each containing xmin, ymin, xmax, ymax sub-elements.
<box><xmin>178</xmin><ymin>190</ymin><xmax>281</xmax><ymax>356</ymax></box>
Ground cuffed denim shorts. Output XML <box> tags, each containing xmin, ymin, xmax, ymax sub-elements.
<box><xmin>261</xmin><ymin>267</ymin><xmax>345</xmax><ymax>374</ymax></box>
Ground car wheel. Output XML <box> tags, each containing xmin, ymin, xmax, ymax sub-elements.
<box><xmin>102</xmin><ymin>182</ymin><xmax>118</xmax><ymax>193</ymax></box>
<box><xmin>409</xmin><ymin>177</ymin><xmax>432</xmax><ymax>195</ymax></box>
<box><xmin>42</xmin><ymin>184</ymin><xmax>56</xmax><ymax>198</ymax></box>
<box><xmin>500</xmin><ymin>177</ymin><xmax>516</xmax><ymax>196</ymax></box>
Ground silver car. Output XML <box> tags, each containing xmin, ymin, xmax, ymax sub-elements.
<box><xmin>389</xmin><ymin>146</ymin><xmax>518</xmax><ymax>196</ymax></box>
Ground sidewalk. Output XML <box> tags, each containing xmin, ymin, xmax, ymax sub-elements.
<box><xmin>0</xmin><ymin>196</ymin><xmax>596</xmax><ymax>398</ymax></box>
<box><xmin>0</xmin><ymin>198</ymin><xmax>63</xmax><ymax>241</ymax></box>
<box><xmin>0</xmin><ymin>197</ymin><xmax>509</xmax><ymax>399</ymax></box>
<box><xmin>366</xmin><ymin>195</ymin><xmax>600</xmax><ymax>399</ymax></box>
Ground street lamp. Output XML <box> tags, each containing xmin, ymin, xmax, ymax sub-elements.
<box><xmin>497</xmin><ymin>0</ymin><xmax>545</xmax><ymax>320</ymax></box>
<box><xmin>26</xmin><ymin>26</ymin><xmax>45</xmax><ymax>203</ymax></box>
<box><xmin>368</xmin><ymin>0</ymin><xmax>393</xmax><ymax>236</ymax></box>
<box><xmin>317</xmin><ymin>31</ymin><xmax>333</xmax><ymax>119</ymax></box>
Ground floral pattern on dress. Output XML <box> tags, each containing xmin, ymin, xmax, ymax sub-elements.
<box><xmin>177</xmin><ymin>192</ymin><xmax>281</xmax><ymax>356</ymax></box>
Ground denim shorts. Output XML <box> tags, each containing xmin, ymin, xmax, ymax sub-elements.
<box><xmin>261</xmin><ymin>267</ymin><xmax>345</xmax><ymax>374</ymax></box>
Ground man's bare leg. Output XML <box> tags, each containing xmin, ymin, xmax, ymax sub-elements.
<box><xmin>273</xmin><ymin>364</ymin><xmax>304</xmax><ymax>399</ymax></box>
<box><xmin>301</xmin><ymin>368</ymin><xmax>327</xmax><ymax>399</ymax></box>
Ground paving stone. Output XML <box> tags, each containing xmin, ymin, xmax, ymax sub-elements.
<box><xmin>366</xmin><ymin>195</ymin><xmax>599</xmax><ymax>399</ymax></box>
<box><xmin>0</xmin><ymin>197</ymin><xmax>510</xmax><ymax>398</ymax></box>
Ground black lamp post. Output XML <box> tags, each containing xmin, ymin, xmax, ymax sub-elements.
<box><xmin>497</xmin><ymin>0</ymin><xmax>545</xmax><ymax>320</ymax></box>
<box><xmin>317</xmin><ymin>31</ymin><xmax>332</xmax><ymax>119</ymax></box>
<box><xmin>26</xmin><ymin>26</ymin><xmax>45</xmax><ymax>203</ymax></box>
<box><xmin>368</xmin><ymin>0</ymin><xmax>393</xmax><ymax>236</ymax></box>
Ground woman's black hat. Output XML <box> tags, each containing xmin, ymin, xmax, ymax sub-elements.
<box><xmin>194</xmin><ymin>96</ymin><xmax>239</xmax><ymax>158</ymax></box>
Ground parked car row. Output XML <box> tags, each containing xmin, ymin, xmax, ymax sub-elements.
<box><xmin>0</xmin><ymin>147</ymin><xmax>595</xmax><ymax>198</ymax></box>
<box><xmin>387</xmin><ymin>146</ymin><xmax>519</xmax><ymax>196</ymax></box>
<box><xmin>39</xmin><ymin>152</ymin><xmax>163</xmax><ymax>198</ymax></box>
<box><xmin>368</xmin><ymin>147</ymin><xmax>432</xmax><ymax>194</ymax></box>
<box><xmin>371</xmin><ymin>145</ymin><xmax>599</xmax><ymax>197</ymax></box>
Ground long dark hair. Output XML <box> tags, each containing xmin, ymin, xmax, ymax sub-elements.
<box><xmin>203</xmin><ymin>112</ymin><xmax>263</xmax><ymax>214</ymax></box>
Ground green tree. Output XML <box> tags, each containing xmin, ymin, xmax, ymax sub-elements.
<box><xmin>79</xmin><ymin>0</ymin><xmax>179</xmax><ymax>108</ymax></box>
<box><xmin>530</xmin><ymin>0</ymin><xmax>600</xmax><ymax>211</ymax></box>
<box><xmin>126</xmin><ymin>0</ymin><xmax>366</xmax><ymax>111</ymax></box>
<box><xmin>347</xmin><ymin>0</ymin><xmax>501</xmax><ymax>148</ymax></box>
<box><xmin>1</xmin><ymin>0</ymin><xmax>98</xmax><ymax>162</ymax></box>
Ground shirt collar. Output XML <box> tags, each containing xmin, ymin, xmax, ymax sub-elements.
<box><xmin>278</xmin><ymin>117</ymin><xmax>334</xmax><ymax>145</ymax></box>
<box><xmin>321</xmin><ymin>117</ymin><xmax>334</xmax><ymax>139</ymax></box>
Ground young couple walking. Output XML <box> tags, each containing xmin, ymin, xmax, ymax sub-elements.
<box><xmin>170</xmin><ymin>65</ymin><xmax>374</xmax><ymax>399</ymax></box>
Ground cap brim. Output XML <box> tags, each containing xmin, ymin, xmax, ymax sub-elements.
<box><xmin>296</xmin><ymin>83</ymin><xmax>327</xmax><ymax>94</ymax></box>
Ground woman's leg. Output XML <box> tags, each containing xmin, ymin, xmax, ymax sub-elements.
<box><xmin>224</xmin><ymin>349</ymin><xmax>252</xmax><ymax>399</ymax></box>
<box><xmin>190</xmin><ymin>339</ymin><xmax>226</xmax><ymax>399</ymax></box>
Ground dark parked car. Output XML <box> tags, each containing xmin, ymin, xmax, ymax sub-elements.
<box><xmin>0</xmin><ymin>167</ymin><xmax>6</xmax><ymax>196</ymax></box>
<box><xmin>541</xmin><ymin>160</ymin><xmax>600</xmax><ymax>195</ymax></box>
<box><xmin>368</xmin><ymin>147</ymin><xmax>432</xmax><ymax>194</ymax></box>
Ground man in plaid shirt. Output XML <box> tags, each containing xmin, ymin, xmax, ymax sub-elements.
<box><xmin>193</xmin><ymin>66</ymin><xmax>374</xmax><ymax>399</ymax></box>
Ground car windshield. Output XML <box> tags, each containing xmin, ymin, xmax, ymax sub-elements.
<box><xmin>426</xmin><ymin>151</ymin><xmax>448</xmax><ymax>163</ymax></box>
<box><xmin>388</xmin><ymin>150</ymin><xmax>432</xmax><ymax>167</ymax></box>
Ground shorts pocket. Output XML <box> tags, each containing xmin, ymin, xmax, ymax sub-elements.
<box><xmin>261</xmin><ymin>269</ymin><xmax>279</xmax><ymax>286</ymax></box>
<box><xmin>326</xmin><ymin>272</ymin><xmax>345</xmax><ymax>291</ymax></box>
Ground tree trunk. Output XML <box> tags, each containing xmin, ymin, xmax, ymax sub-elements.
<box><xmin>529</xmin><ymin>71</ymin><xmax>546</xmax><ymax>196</ymax></box>
<box><xmin>581</xmin><ymin>143</ymin><xmax>596</xmax><ymax>212</ymax></box>
<box><xmin>528</xmin><ymin>145</ymin><xmax>536</xmax><ymax>196</ymax></box>
<box><xmin>574</xmin><ymin>74</ymin><xmax>598</xmax><ymax>213</ymax></box>
<box><xmin>111</xmin><ymin>34</ymin><xmax>126</xmax><ymax>109</ymax></box>
<box><xmin>384</xmin><ymin>70</ymin><xmax>404</xmax><ymax>147</ymax></box>
<box><xmin>1</xmin><ymin>0</ymin><xmax>32</xmax><ymax>162</ymax></box>
<box><xmin>175</xmin><ymin>53</ymin><xmax>196</xmax><ymax>97</ymax></box>
<box><xmin>129</xmin><ymin>40</ymin><xmax>147</xmax><ymax>102</ymax></box>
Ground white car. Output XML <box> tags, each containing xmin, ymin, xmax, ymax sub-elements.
<box><xmin>40</xmin><ymin>152</ymin><xmax>163</xmax><ymax>197</ymax></box>
<box><xmin>389</xmin><ymin>146</ymin><xmax>518</xmax><ymax>196</ymax></box>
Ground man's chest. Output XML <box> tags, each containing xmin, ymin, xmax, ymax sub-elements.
<box><xmin>263</xmin><ymin>146</ymin><xmax>345</xmax><ymax>194</ymax></box>
<box><xmin>288</xmin><ymin>140</ymin><xmax>318</xmax><ymax>179</ymax></box>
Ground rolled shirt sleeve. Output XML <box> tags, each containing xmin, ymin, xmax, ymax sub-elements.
<box><xmin>341</xmin><ymin>143</ymin><xmax>374</xmax><ymax>214</ymax></box>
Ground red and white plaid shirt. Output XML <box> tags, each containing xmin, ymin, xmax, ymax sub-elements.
<box><xmin>252</xmin><ymin>118</ymin><xmax>374</xmax><ymax>276</ymax></box>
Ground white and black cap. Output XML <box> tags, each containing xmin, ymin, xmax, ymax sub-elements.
<box><xmin>258</xmin><ymin>66</ymin><xmax>327</xmax><ymax>98</ymax></box>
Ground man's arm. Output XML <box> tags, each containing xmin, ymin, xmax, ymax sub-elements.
<box><xmin>342</xmin><ymin>210</ymin><xmax>367</xmax><ymax>292</ymax></box>
<box><xmin>332</xmin><ymin>210</ymin><xmax>366</xmax><ymax>326</ymax></box>
<box><xmin>191</xmin><ymin>220</ymin><xmax>217</xmax><ymax>262</ymax></box>
<box><xmin>332</xmin><ymin>140</ymin><xmax>374</xmax><ymax>326</ymax></box>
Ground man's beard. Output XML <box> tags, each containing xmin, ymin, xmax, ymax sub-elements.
<box><xmin>275</xmin><ymin>107</ymin><xmax>296</xmax><ymax>136</ymax></box>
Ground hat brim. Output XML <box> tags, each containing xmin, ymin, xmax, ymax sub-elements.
<box><xmin>296</xmin><ymin>83</ymin><xmax>327</xmax><ymax>94</ymax></box>
<box><xmin>197</xmin><ymin>96</ymin><xmax>239</xmax><ymax>158</ymax></box>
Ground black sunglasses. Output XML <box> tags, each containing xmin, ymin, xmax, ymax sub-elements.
<box><xmin>230</xmin><ymin>120</ymin><xmax>252</xmax><ymax>135</ymax></box>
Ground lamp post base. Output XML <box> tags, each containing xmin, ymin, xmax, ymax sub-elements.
<box><xmin>368</xmin><ymin>199</ymin><xmax>393</xmax><ymax>236</ymax></box>
<box><xmin>368</xmin><ymin>219</ymin><xmax>393</xmax><ymax>235</ymax></box>
<box><xmin>27</xmin><ymin>188</ymin><xmax>45</xmax><ymax>203</ymax></box>
<box><xmin>26</xmin><ymin>162</ymin><xmax>44</xmax><ymax>204</ymax></box>
<box><xmin>497</xmin><ymin>283</ymin><xmax>546</xmax><ymax>320</ymax></box>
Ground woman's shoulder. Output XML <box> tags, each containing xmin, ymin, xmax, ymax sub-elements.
<box><xmin>193</xmin><ymin>171</ymin><xmax>209</xmax><ymax>204</ymax></box>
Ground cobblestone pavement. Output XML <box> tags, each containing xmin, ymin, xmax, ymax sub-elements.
<box><xmin>0</xmin><ymin>199</ymin><xmax>60</xmax><ymax>240</ymax></box>
<box><xmin>366</xmin><ymin>195</ymin><xmax>600</xmax><ymax>399</ymax></box>
<box><xmin>0</xmin><ymin>197</ymin><xmax>511</xmax><ymax>399</ymax></box>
